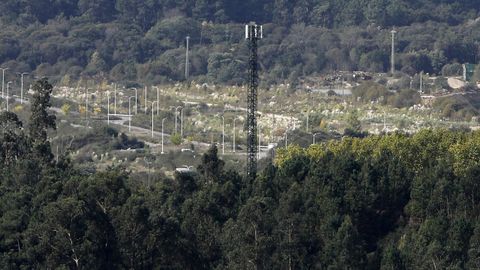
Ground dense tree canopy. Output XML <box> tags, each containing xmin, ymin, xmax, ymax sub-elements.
<box><xmin>0</xmin><ymin>0</ymin><xmax>480</xmax><ymax>86</ymax></box>
<box><xmin>1</xmin><ymin>81</ymin><xmax>480</xmax><ymax>268</ymax></box>
<box><xmin>2</xmin><ymin>0</ymin><xmax>480</xmax><ymax>27</ymax></box>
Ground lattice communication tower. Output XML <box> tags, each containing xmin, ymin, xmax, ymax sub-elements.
<box><xmin>245</xmin><ymin>22</ymin><xmax>263</xmax><ymax>180</ymax></box>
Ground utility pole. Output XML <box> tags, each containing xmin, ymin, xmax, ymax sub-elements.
<box><xmin>285</xmin><ymin>129</ymin><xmax>288</xmax><ymax>148</ymax></box>
<box><xmin>19</xmin><ymin>72</ymin><xmax>28</xmax><ymax>104</ymax></box>
<box><xmin>245</xmin><ymin>22</ymin><xmax>263</xmax><ymax>181</ymax></box>
<box><xmin>175</xmin><ymin>106</ymin><xmax>182</xmax><ymax>134</ymax></box>
<box><xmin>128</xmin><ymin>88</ymin><xmax>138</xmax><ymax>114</ymax></box>
<box><xmin>1</xmin><ymin>68</ymin><xmax>8</xmax><ymax>99</ymax></box>
<box><xmin>6</xmin><ymin>81</ymin><xmax>12</xmax><ymax>111</ymax></box>
<box><xmin>420</xmin><ymin>71</ymin><xmax>424</xmax><ymax>93</ymax></box>
<box><xmin>233</xmin><ymin>118</ymin><xmax>238</xmax><ymax>153</ymax></box>
<box><xmin>222</xmin><ymin>115</ymin><xmax>225</xmax><ymax>155</ymax></box>
<box><xmin>114</xmin><ymin>83</ymin><xmax>117</xmax><ymax>114</ymax></box>
<box><xmin>383</xmin><ymin>110</ymin><xmax>386</xmax><ymax>131</ymax></box>
<box><xmin>185</xmin><ymin>36</ymin><xmax>190</xmax><ymax>80</ymax></box>
<box><xmin>181</xmin><ymin>107</ymin><xmax>184</xmax><ymax>138</ymax></box>
<box><xmin>85</xmin><ymin>88</ymin><xmax>90</xmax><ymax>121</ymax></box>
<box><xmin>128</xmin><ymin>96</ymin><xmax>135</xmax><ymax>132</ymax></box>
<box><xmin>313</xmin><ymin>133</ymin><xmax>320</xmax><ymax>145</ymax></box>
<box><xmin>391</xmin><ymin>29</ymin><xmax>397</xmax><ymax>75</ymax></box>
<box><xmin>107</xmin><ymin>90</ymin><xmax>110</xmax><ymax>125</ymax></box>
<box><xmin>306</xmin><ymin>110</ymin><xmax>309</xmax><ymax>133</ymax></box>
<box><xmin>154</xmin><ymin>86</ymin><xmax>160</xmax><ymax>115</ymax></box>
<box><xmin>151</xmin><ymin>101</ymin><xmax>158</xmax><ymax>138</ymax></box>
<box><xmin>144</xmin><ymin>86</ymin><xmax>148</xmax><ymax>113</ymax></box>
<box><xmin>132</xmin><ymin>88</ymin><xmax>138</xmax><ymax>114</ymax></box>
<box><xmin>161</xmin><ymin>118</ymin><xmax>167</xmax><ymax>154</ymax></box>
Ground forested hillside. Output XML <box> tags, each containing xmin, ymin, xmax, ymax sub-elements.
<box><xmin>1</xmin><ymin>79</ymin><xmax>480</xmax><ymax>268</ymax></box>
<box><xmin>1</xmin><ymin>0</ymin><xmax>480</xmax><ymax>85</ymax></box>
<box><xmin>2</xmin><ymin>0</ymin><xmax>480</xmax><ymax>27</ymax></box>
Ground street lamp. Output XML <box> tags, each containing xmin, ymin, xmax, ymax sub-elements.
<box><xmin>181</xmin><ymin>107</ymin><xmax>185</xmax><ymax>138</ymax></box>
<box><xmin>383</xmin><ymin>110</ymin><xmax>387</xmax><ymax>131</ymax></box>
<box><xmin>130</xmin><ymin>87</ymin><xmax>138</xmax><ymax>114</ymax></box>
<box><xmin>312</xmin><ymin>132</ymin><xmax>321</xmax><ymax>145</ymax></box>
<box><xmin>306</xmin><ymin>110</ymin><xmax>310</xmax><ymax>133</ymax></box>
<box><xmin>144</xmin><ymin>86</ymin><xmax>148</xmax><ymax>114</ymax></box>
<box><xmin>151</xmin><ymin>101</ymin><xmax>158</xmax><ymax>138</ymax></box>
<box><xmin>174</xmin><ymin>106</ymin><xmax>183</xmax><ymax>134</ymax></box>
<box><xmin>391</xmin><ymin>29</ymin><xmax>397</xmax><ymax>74</ymax></box>
<box><xmin>113</xmin><ymin>83</ymin><xmax>117</xmax><ymax>114</ymax></box>
<box><xmin>128</xmin><ymin>96</ymin><xmax>135</xmax><ymax>132</ymax></box>
<box><xmin>6</xmin><ymin>81</ymin><xmax>12</xmax><ymax>111</ymax></box>
<box><xmin>233</xmin><ymin>117</ymin><xmax>239</xmax><ymax>153</ymax></box>
<box><xmin>284</xmin><ymin>129</ymin><xmax>288</xmax><ymax>148</ymax></box>
<box><xmin>0</xmin><ymin>68</ymin><xmax>9</xmax><ymax>98</ymax></box>
<box><xmin>107</xmin><ymin>91</ymin><xmax>110</xmax><ymax>125</ymax></box>
<box><xmin>221</xmin><ymin>115</ymin><xmax>225</xmax><ymax>155</ymax></box>
<box><xmin>161</xmin><ymin>118</ymin><xmax>167</xmax><ymax>154</ymax></box>
<box><xmin>258</xmin><ymin>124</ymin><xmax>261</xmax><ymax>159</ymax></box>
<box><xmin>85</xmin><ymin>88</ymin><xmax>92</xmax><ymax>121</ymax></box>
<box><xmin>153</xmin><ymin>86</ymin><xmax>160</xmax><ymax>115</ymax></box>
<box><xmin>185</xmin><ymin>36</ymin><xmax>190</xmax><ymax>80</ymax></box>
<box><xmin>18</xmin><ymin>72</ymin><xmax>28</xmax><ymax>104</ymax></box>
<box><xmin>144</xmin><ymin>156</ymin><xmax>152</xmax><ymax>186</ymax></box>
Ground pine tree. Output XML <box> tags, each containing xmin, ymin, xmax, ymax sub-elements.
<box><xmin>28</xmin><ymin>78</ymin><xmax>56</xmax><ymax>163</ymax></box>
<box><xmin>381</xmin><ymin>244</ymin><xmax>405</xmax><ymax>270</ymax></box>
<box><xmin>197</xmin><ymin>145</ymin><xmax>224</xmax><ymax>184</ymax></box>
<box><xmin>467</xmin><ymin>219</ymin><xmax>480</xmax><ymax>269</ymax></box>
<box><xmin>0</xmin><ymin>112</ymin><xmax>28</xmax><ymax>165</ymax></box>
<box><xmin>330</xmin><ymin>215</ymin><xmax>366</xmax><ymax>269</ymax></box>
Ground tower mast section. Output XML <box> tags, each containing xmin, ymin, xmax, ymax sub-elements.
<box><xmin>245</xmin><ymin>22</ymin><xmax>263</xmax><ymax>181</ymax></box>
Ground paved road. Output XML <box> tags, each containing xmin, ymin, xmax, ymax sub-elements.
<box><xmin>6</xmin><ymin>95</ymin><xmax>272</xmax><ymax>159</ymax></box>
<box><xmin>107</xmin><ymin>114</ymin><xmax>170</xmax><ymax>138</ymax></box>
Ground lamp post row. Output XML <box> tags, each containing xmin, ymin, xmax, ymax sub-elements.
<box><xmin>0</xmin><ymin>68</ymin><xmax>320</xmax><ymax>156</ymax></box>
<box><xmin>0</xmin><ymin>69</ymin><xmax>30</xmax><ymax>110</ymax></box>
<box><xmin>104</xmin><ymin>86</ymin><xmax>177</xmax><ymax>155</ymax></box>
<box><xmin>4</xmin><ymin>76</ymin><xmax>321</xmax><ymax>155</ymax></box>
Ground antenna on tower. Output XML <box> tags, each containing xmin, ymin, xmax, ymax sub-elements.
<box><xmin>245</xmin><ymin>22</ymin><xmax>262</xmax><ymax>181</ymax></box>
